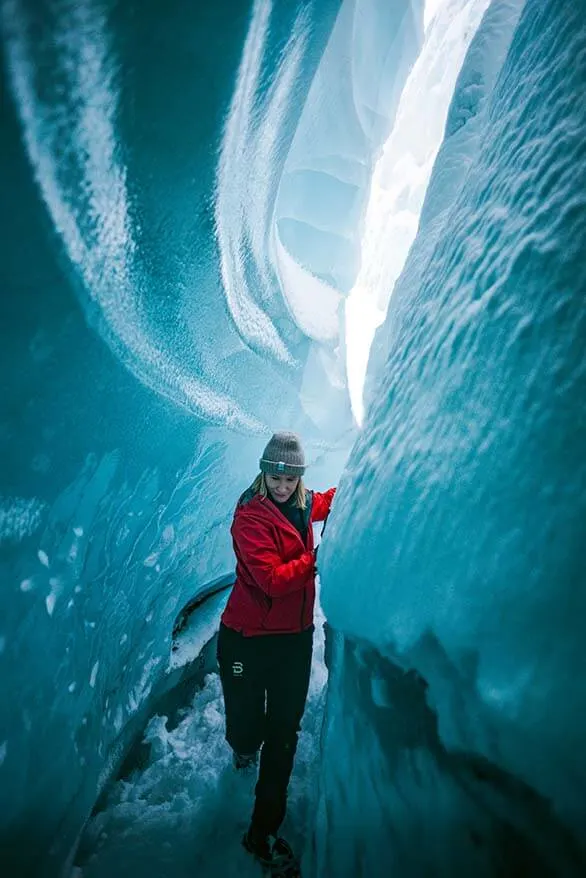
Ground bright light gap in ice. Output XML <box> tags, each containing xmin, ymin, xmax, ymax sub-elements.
<box><xmin>344</xmin><ymin>0</ymin><xmax>485</xmax><ymax>426</ymax></box>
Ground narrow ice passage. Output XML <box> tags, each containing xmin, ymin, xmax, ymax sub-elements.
<box><xmin>3</xmin><ymin>0</ymin><xmax>586</xmax><ymax>874</ymax></box>
<box><xmin>76</xmin><ymin>597</ymin><xmax>329</xmax><ymax>878</ymax></box>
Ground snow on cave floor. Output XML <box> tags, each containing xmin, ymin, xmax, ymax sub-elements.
<box><xmin>78</xmin><ymin>601</ymin><xmax>329</xmax><ymax>878</ymax></box>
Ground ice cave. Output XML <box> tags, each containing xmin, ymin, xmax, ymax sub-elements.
<box><xmin>1</xmin><ymin>0</ymin><xmax>585</xmax><ymax>875</ymax></box>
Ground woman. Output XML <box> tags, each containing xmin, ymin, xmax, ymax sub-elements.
<box><xmin>217</xmin><ymin>431</ymin><xmax>336</xmax><ymax>873</ymax></box>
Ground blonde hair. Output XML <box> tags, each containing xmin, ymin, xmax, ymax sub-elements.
<box><xmin>250</xmin><ymin>472</ymin><xmax>307</xmax><ymax>509</ymax></box>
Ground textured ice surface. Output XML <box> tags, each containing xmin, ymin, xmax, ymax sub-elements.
<box><xmin>75</xmin><ymin>599</ymin><xmax>329</xmax><ymax>878</ymax></box>
<box><xmin>321</xmin><ymin>0</ymin><xmax>586</xmax><ymax>872</ymax></box>
<box><xmin>2</xmin><ymin>0</ymin><xmax>349</xmax><ymax>435</ymax></box>
<box><xmin>167</xmin><ymin>590</ymin><xmax>230</xmax><ymax>674</ymax></box>
<box><xmin>1</xmin><ymin>1</ymin><xmax>349</xmax><ymax>874</ymax></box>
<box><xmin>275</xmin><ymin>0</ymin><xmax>423</xmax><ymax>293</ymax></box>
<box><xmin>0</xmin><ymin>494</ymin><xmax>46</xmax><ymax>542</ymax></box>
<box><xmin>345</xmin><ymin>0</ymin><xmax>493</xmax><ymax>422</ymax></box>
<box><xmin>2</xmin><ymin>0</ymin><xmax>586</xmax><ymax>875</ymax></box>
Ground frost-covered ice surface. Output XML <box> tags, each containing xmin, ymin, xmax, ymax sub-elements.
<box><xmin>0</xmin><ymin>494</ymin><xmax>46</xmax><ymax>542</ymax></box>
<box><xmin>167</xmin><ymin>591</ymin><xmax>230</xmax><ymax>673</ymax></box>
<box><xmin>3</xmin><ymin>0</ymin><xmax>586</xmax><ymax>874</ymax></box>
<box><xmin>78</xmin><ymin>602</ymin><xmax>328</xmax><ymax>878</ymax></box>
<box><xmin>321</xmin><ymin>0</ymin><xmax>586</xmax><ymax>873</ymax></box>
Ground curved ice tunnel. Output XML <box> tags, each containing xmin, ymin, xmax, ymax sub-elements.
<box><xmin>1</xmin><ymin>0</ymin><xmax>586</xmax><ymax>875</ymax></box>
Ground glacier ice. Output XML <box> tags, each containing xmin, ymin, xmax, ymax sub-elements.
<box><xmin>1</xmin><ymin>0</ymin><xmax>586</xmax><ymax>875</ymax></box>
<box><xmin>345</xmin><ymin>0</ymin><xmax>493</xmax><ymax>423</ymax></box>
<box><xmin>321</xmin><ymin>0</ymin><xmax>586</xmax><ymax>873</ymax></box>
<box><xmin>0</xmin><ymin>0</ymin><xmax>349</xmax><ymax>872</ymax></box>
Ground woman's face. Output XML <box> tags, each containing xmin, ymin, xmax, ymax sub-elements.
<box><xmin>266</xmin><ymin>473</ymin><xmax>299</xmax><ymax>503</ymax></box>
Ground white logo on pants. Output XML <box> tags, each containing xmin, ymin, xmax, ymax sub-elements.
<box><xmin>232</xmin><ymin>661</ymin><xmax>243</xmax><ymax>676</ymax></box>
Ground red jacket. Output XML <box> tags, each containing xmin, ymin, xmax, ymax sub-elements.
<box><xmin>221</xmin><ymin>487</ymin><xmax>336</xmax><ymax>636</ymax></box>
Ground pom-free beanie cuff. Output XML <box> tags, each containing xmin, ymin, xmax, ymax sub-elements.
<box><xmin>259</xmin><ymin>431</ymin><xmax>306</xmax><ymax>476</ymax></box>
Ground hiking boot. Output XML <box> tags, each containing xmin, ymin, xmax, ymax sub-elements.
<box><xmin>232</xmin><ymin>750</ymin><xmax>259</xmax><ymax>773</ymax></box>
<box><xmin>242</xmin><ymin>829</ymin><xmax>300</xmax><ymax>876</ymax></box>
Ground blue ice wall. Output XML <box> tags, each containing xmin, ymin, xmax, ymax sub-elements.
<box><xmin>0</xmin><ymin>1</ymin><xmax>348</xmax><ymax>875</ymax></box>
<box><xmin>276</xmin><ymin>0</ymin><xmax>423</xmax><ymax>293</ymax></box>
<box><xmin>320</xmin><ymin>0</ymin><xmax>586</xmax><ymax>874</ymax></box>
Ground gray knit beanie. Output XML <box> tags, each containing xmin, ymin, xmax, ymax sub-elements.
<box><xmin>259</xmin><ymin>431</ymin><xmax>306</xmax><ymax>477</ymax></box>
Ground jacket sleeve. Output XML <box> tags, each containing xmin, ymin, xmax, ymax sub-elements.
<box><xmin>310</xmin><ymin>487</ymin><xmax>336</xmax><ymax>523</ymax></box>
<box><xmin>232</xmin><ymin>518</ymin><xmax>314</xmax><ymax>597</ymax></box>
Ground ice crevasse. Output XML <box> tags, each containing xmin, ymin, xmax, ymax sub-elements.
<box><xmin>0</xmin><ymin>0</ymin><xmax>585</xmax><ymax>876</ymax></box>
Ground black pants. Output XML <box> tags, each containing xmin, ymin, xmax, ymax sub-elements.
<box><xmin>217</xmin><ymin>623</ymin><xmax>313</xmax><ymax>837</ymax></box>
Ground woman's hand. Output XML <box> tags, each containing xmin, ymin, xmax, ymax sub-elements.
<box><xmin>312</xmin><ymin>545</ymin><xmax>320</xmax><ymax>573</ymax></box>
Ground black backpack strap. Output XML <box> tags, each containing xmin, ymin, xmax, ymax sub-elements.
<box><xmin>302</xmin><ymin>490</ymin><xmax>314</xmax><ymax>533</ymax></box>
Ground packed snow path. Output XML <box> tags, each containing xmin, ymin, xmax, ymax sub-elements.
<box><xmin>77</xmin><ymin>601</ymin><xmax>329</xmax><ymax>878</ymax></box>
